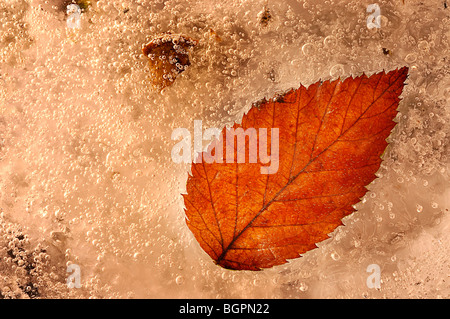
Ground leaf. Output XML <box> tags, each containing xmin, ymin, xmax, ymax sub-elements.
<box><xmin>183</xmin><ymin>67</ymin><xmax>409</xmax><ymax>270</ymax></box>
<box><xmin>142</xmin><ymin>33</ymin><xmax>197</xmax><ymax>90</ymax></box>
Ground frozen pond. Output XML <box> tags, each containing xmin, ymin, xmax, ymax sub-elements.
<box><xmin>0</xmin><ymin>0</ymin><xmax>448</xmax><ymax>298</ymax></box>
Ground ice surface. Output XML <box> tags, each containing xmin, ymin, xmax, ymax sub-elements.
<box><xmin>0</xmin><ymin>0</ymin><xmax>448</xmax><ymax>298</ymax></box>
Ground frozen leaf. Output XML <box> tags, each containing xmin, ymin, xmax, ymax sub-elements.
<box><xmin>142</xmin><ymin>33</ymin><xmax>198</xmax><ymax>90</ymax></box>
<box><xmin>183</xmin><ymin>67</ymin><xmax>409</xmax><ymax>270</ymax></box>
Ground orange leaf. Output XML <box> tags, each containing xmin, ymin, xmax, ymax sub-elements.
<box><xmin>183</xmin><ymin>67</ymin><xmax>409</xmax><ymax>270</ymax></box>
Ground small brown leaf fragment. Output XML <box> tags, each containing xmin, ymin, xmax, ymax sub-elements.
<box><xmin>209</xmin><ymin>28</ymin><xmax>222</xmax><ymax>42</ymax></box>
<box><xmin>382</xmin><ymin>48</ymin><xmax>391</xmax><ymax>55</ymax></box>
<box><xmin>142</xmin><ymin>33</ymin><xmax>198</xmax><ymax>90</ymax></box>
<box><xmin>258</xmin><ymin>6</ymin><xmax>272</xmax><ymax>27</ymax></box>
<box><xmin>61</xmin><ymin>0</ymin><xmax>92</xmax><ymax>11</ymax></box>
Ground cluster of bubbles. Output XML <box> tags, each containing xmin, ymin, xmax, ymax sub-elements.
<box><xmin>0</xmin><ymin>213</ymin><xmax>72</xmax><ymax>299</ymax></box>
<box><xmin>0</xmin><ymin>0</ymin><xmax>448</xmax><ymax>298</ymax></box>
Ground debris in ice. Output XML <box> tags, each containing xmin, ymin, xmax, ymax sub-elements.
<box><xmin>142</xmin><ymin>33</ymin><xmax>198</xmax><ymax>90</ymax></box>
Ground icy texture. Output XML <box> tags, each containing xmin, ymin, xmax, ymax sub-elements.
<box><xmin>0</xmin><ymin>0</ymin><xmax>449</xmax><ymax>298</ymax></box>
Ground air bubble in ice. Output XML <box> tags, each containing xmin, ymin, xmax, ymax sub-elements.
<box><xmin>405</xmin><ymin>53</ymin><xmax>417</xmax><ymax>63</ymax></box>
<box><xmin>176</xmin><ymin>275</ymin><xmax>184</xmax><ymax>285</ymax></box>
<box><xmin>298</xmin><ymin>282</ymin><xmax>308</xmax><ymax>292</ymax></box>
<box><xmin>302</xmin><ymin>43</ymin><xmax>316</xmax><ymax>56</ymax></box>
<box><xmin>330</xmin><ymin>251</ymin><xmax>340</xmax><ymax>261</ymax></box>
<box><xmin>330</xmin><ymin>64</ymin><xmax>345</xmax><ymax>78</ymax></box>
<box><xmin>418</xmin><ymin>40</ymin><xmax>429</xmax><ymax>51</ymax></box>
<box><xmin>324</xmin><ymin>35</ymin><xmax>337</xmax><ymax>48</ymax></box>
